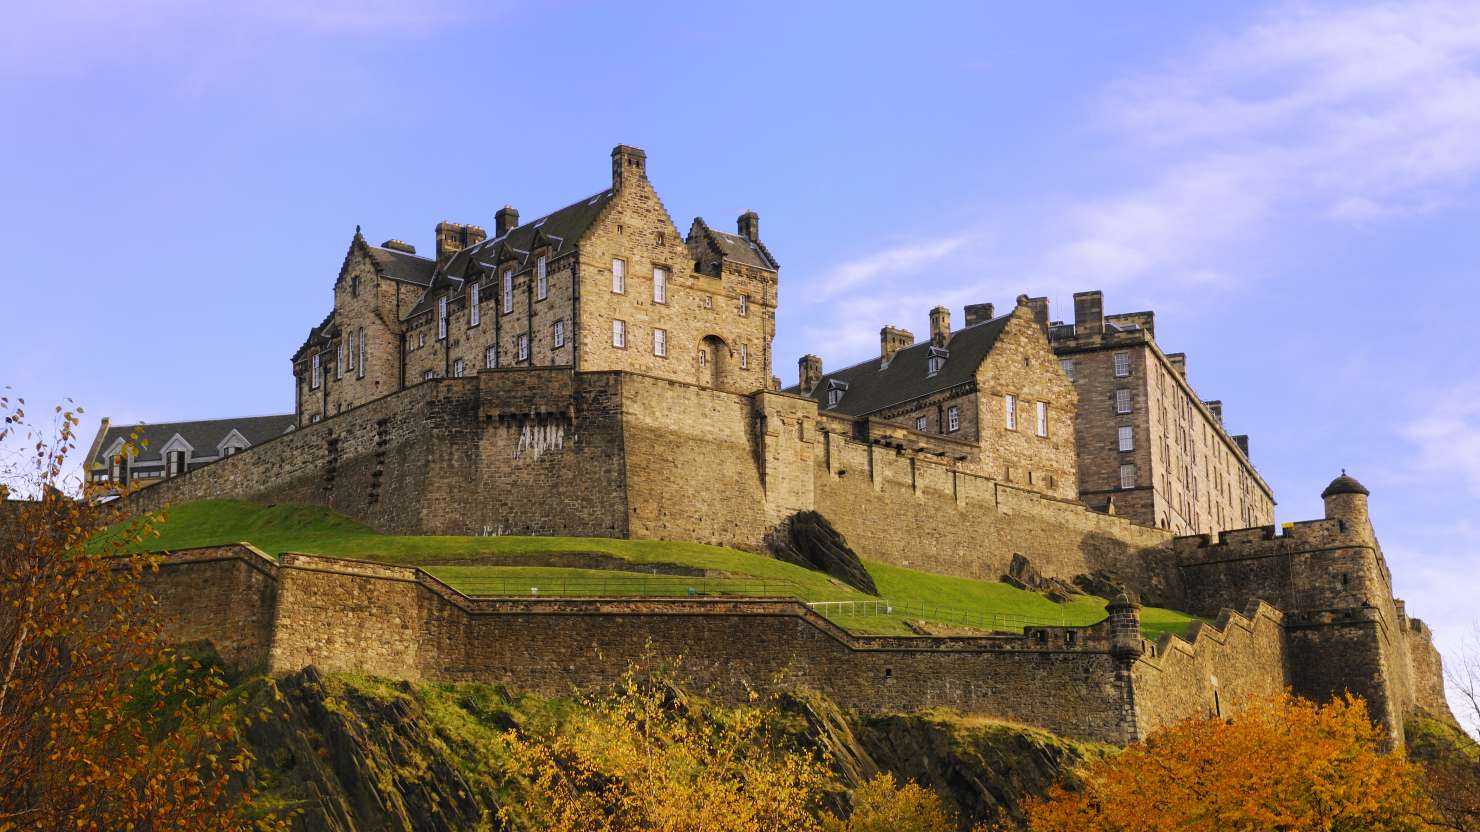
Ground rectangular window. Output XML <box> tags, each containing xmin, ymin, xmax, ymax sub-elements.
<box><xmin>437</xmin><ymin>297</ymin><xmax>448</xmax><ymax>339</ymax></box>
<box><xmin>418</xmin><ymin>331</ymin><xmax>426</xmax><ymax>349</ymax></box>
<box><xmin>740</xmin><ymin>343</ymin><xmax>748</xmax><ymax>369</ymax></box>
<box><xmin>311</xmin><ymin>353</ymin><xmax>321</xmax><ymax>389</ymax></box>
<box><xmin>423</xmin><ymin>369</ymin><xmax>434</xmax><ymax>381</ymax></box>
<box><xmin>1118</xmin><ymin>425</ymin><xmax>1134</xmax><ymax>452</ymax></box>
<box><xmin>947</xmin><ymin>406</ymin><xmax>960</xmax><ymax>432</ymax></box>
<box><xmin>502</xmin><ymin>270</ymin><xmax>513</xmax><ymax>313</ymax></box>
<box><xmin>1035</xmin><ymin>401</ymin><xmax>1048</xmax><ymax>437</ymax></box>
<box><xmin>653</xmin><ymin>327</ymin><xmax>667</xmax><ymax>357</ymax></box>
<box><xmin>1113</xmin><ymin>351</ymin><xmax>1130</xmax><ymax>377</ymax></box>
<box><xmin>470</xmin><ymin>283</ymin><xmax>481</xmax><ymax>326</ymax></box>
<box><xmin>1060</xmin><ymin>358</ymin><xmax>1074</xmax><ymax>380</ymax></box>
<box><xmin>1120</xmin><ymin>463</ymin><xmax>1137</xmax><ymax>489</ymax></box>
<box><xmin>536</xmin><ymin>257</ymin><xmax>548</xmax><ymax>300</ymax></box>
<box><xmin>517</xmin><ymin>333</ymin><xmax>529</xmax><ymax>362</ymax></box>
<box><xmin>453</xmin><ymin>358</ymin><xmax>465</xmax><ymax>378</ymax></box>
<box><xmin>1005</xmin><ymin>394</ymin><xmax>1017</xmax><ymax>430</ymax></box>
<box><xmin>311</xmin><ymin>414</ymin><xmax>322</xmax><ymax>424</ymax></box>
<box><xmin>612</xmin><ymin>259</ymin><xmax>625</xmax><ymax>294</ymax></box>
<box><xmin>915</xmin><ymin>415</ymin><xmax>928</xmax><ymax>432</ymax></box>
<box><xmin>653</xmin><ymin>267</ymin><xmax>668</xmax><ymax>303</ymax></box>
<box><xmin>357</xmin><ymin>329</ymin><xmax>365</xmax><ymax>378</ymax></box>
<box><xmin>739</xmin><ymin>294</ymin><xmax>749</xmax><ymax>316</ymax></box>
<box><xmin>336</xmin><ymin>343</ymin><xmax>344</xmax><ymax>379</ymax></box>
<box><xmin>554</xmin><ymin>319</ymin><xmax>566</xmax><ymax>348</ymax></box>
<box><xmin>166</xmin><ymin>450</ymin><xmax>185</xmax><ymax>477</ymax></box>
<box><xmin>1115</xmin><ymin>388</ymin><xmax>1132</xmax><ymax>414</ymax></box>
<box><xmin>612</xmin><ymin>319</ymin><xmax>626</xmax><ymax>348</ymax></box>
<box><xmin>485</xmin><ymin>346</ymin><xmax>498</xmax><ymax>369</ymax></box>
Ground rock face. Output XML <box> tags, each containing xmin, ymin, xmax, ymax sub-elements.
<box><xmin>234</xmin><ymin>670</ymin><xmax>1091</xmax><ymax>831</ymax></box>
<box><xmin>769</xmin><ymin>511</ymin><xmax>879</xmax><ymax>596</ymax></box>
<box><xmin>1000</xmin><ymin>553</ymin><xmax>1077</xmax><ymax>603</ymax></box>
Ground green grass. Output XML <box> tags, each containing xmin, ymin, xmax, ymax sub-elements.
<box><xmin>102</xmin><ymin>499</ymin><xmax>1205</xmax><ymax>639</ymax></box>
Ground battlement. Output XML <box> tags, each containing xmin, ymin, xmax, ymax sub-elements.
<box><xmin>1171</xmin><ymin>517</ymin><xmax>1349</xmax><ymax>558</ymax></box>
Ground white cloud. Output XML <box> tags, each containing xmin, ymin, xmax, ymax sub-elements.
<box><xmin>1403</xmin><ymin>385</ymin><xmax>1480</xmax><ymax>497</ymax></box>
<box><xmin>810</xmin><ymin>234</ymin><xmax>969</xmax><ymax>300</ymax></box>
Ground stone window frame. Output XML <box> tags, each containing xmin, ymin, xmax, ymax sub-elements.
<box><xmin>1115</xmin><ymin>387</ymin><xmax>1132</xmax><ymax>414</ymax></box>
<box><xmin>1035</xmin><ymin>401</ymin><xmax>1049</xmax><ymax>437</ymax></box>
<box><xmin>335</xmin><ymin>342</ymin><xmax>345</xmax><ymax>380</ymax></box>
<box><xmin>437</xmin><ymin>296</ymin><xmax>448</xmax><ymax>340</ymax></box>
<box><xmin>536</xmin><ymin>256</ymin><xmax>549</xmax><ymax>301</ymax></box>
<box><xmin>423</xmin><ymin>369</ymin><xmax>434</xmax><ymax>381</ymax></box>
<box><xmin>553</xmin><ymin>319</ymin><xmax>566</xmax><ymax>348</ymax></box>
<box><xmin>653</xmin><ymin>327</ymin><xmax>667</xmax><ymax>357</ymax></box>
<box><xmin>612</xmin><ymin>258</ymin><xmax>626</xmax><ymax>294</ymax></box>
<box><xmin>485</xmin><ymin>345</ymin><xmax>498</xmax><ymax>369</ymax></box>
<box><xmin>1060</xmin><ymin>358</ymin><xmax>1074</xmax><ymax>381</ymax></box>
<box><xmin>1119</xmin><ymin>462</ymin><xmax>1137</xmax><ymax>489</ymax></box>
<box><xmin>1118</xmin><ymin>425</ymin><xmax>1134</xmax><ymax>452</ymax></box>
<box><xmin>740</xmin><ymin>343</ymin><xmax>748</xmax><ymax>369</ymax></box>
<box><xmin>453</xmin><ymin>358</ymin><xmax>465</xmax><ymax>378</ymax></box>
<box><xmin>356</xmin><ymin>329</ymin><xmax>366</xmax><ymax>379</ymax></box>
<box><xmin>1113</xmin><ymin>351</ymin><xmax>1130</xmax><ymax>377</ymax></box>
<box><xmin>502</xmin><ymin>270</ymin><xmax>514</xmax><ymax>314</ymax></box>
<box><xmin>469</xmin><ymin>282</ymin><xmax>481</xmax><ymax>327</ymax></box>
<box><xmin>738</xmin><ymin>293</ymin><xmax>749</xmax><ymax>317</ymax></box>
<box><xmin>311</xmin><ymin>353</ymin><xmax>322</xmax><ymax>389</ymax></box>
<box><xmin>653</xmin><ymin>266</ymin><xmax>668</xmax><ymax>304</ymax></box>
<box><xmin>418</xmin><ymin>331</ymin><xmax>427</xmax><ymax>349</ymax></box>
<box><xmin>517</xmin><ymin>333</ymin><xmax>530</xmax><ymax>363</ymax></box>
<box><xmin>947</xmin><ymin>406</ymin><xmax>960</xmax><ymax>433</ymax></box>
<box><xmin>612</xmin><ymin>319</ymin><xmax>626</xmax><ymax>349</ymax></box>
<box><xmin>1004</xmin><ymin>393</ymin><xmax>1017</xmax><ymax>431</ymax></box>
<box><xmin>915</xmin><ymin>414</ymin><xmax>928</xmax><ymax>432</ymax></box>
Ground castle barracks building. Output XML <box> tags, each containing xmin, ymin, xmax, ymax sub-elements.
<box><xmin>100</xmin><ymin>145</ymin><xmax>1453</xmax><ymax>745</ymax></box>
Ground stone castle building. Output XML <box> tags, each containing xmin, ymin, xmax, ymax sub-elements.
<box><xmin>107</xmin><ymin>144</ymin><xmax>1452</xmax><ymax>744</ymax></box>
<box><xmin>84</xmin><ymin>414</ymin><xmax>294</xmax><ymax>495</ymax></box>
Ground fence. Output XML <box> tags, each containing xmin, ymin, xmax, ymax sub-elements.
<box><xmin>806</xmin><ymin>600</ymin><xmax>1070</xmax><ymax>632</ymax></box>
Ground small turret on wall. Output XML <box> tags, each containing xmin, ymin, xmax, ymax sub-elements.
<box><xmin>1321</xmin><ymin>470</ymin><xmax>1371</xmax><ymax>536</ymax></box>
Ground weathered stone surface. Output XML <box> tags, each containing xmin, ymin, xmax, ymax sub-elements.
<box><xmin>770</xmin><ymin>511</ymin><xmax>878</xmax><ymax>595</ymax></box>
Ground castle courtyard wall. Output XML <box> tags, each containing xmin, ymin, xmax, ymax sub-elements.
<box><xmin>132</xmin><ymin>545</ymin><xmax>280</xmax><ymax>671</ymax></box>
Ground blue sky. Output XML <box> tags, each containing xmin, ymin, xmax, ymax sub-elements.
<box><xmin>3</xmin><ymin>1</ymin><xmax>1479</xmax><ymax>724</ymax></box>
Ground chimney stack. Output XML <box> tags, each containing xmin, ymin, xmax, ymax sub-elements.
<box><xmin>1233</xmin><ymin>434</ymin><xmax>1249</xmax><ymax>457</ymax></box>
<box><xmin>929</xmin><ymin>306</ymin><xmax>951</xmax><ymax>348</ymax></box>
<box><xmin>799</xmin><ymin>355</ymin><xmax>823</xmax><ymax>395</ymax></box>
<box><xmin>381</xmin><ymin>239</ymin><xmax>416</xmax><ymax>254</ymax></box>
<box><xmin>1073</xmin><ymin>290</ymin><xmax>1105</xmax><ymax>336</ymax></box>
<box><xmin>1026</xmin><ymin>296</ymin><xmax>1050</xmax><ymax>331</ymax></box>
<box><xmin>880</xmin><ymin>326</ymin><xmax>913</xmax><ymax>367</ymax></box>
<box><xmin>435</xmin><ymin>221</ymin><xmax>488</xmax><ymax>269</ymax></box>
<box><xmin>1167</xmin><ymin>352</ymin><xmax>1187</xmax><ymax>378</ymax></box>
<box><xmin>611</xmin><ymin>144</ymin><xmax>647</xmax><ymax>191</ymax></box>
<box><xmin>738</xmin><ymin>210</ymin><xmax>760</xmax><ymax>242</ymax></box>
<box><xmin>1204</xmin><ymin>400</ymin><xmax>1223</xmax><ymax>424</ymax></box>
<box><xmin>495</xmin><ymin>205</ymin><xmax>520</xmax><ymax>237</ymax></box>
<box><xmin>964</xmin><ymin>303</ymin><xmax>995</xmax><ymax>327</ymax></box>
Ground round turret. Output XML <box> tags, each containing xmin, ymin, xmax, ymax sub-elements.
<box><xmin>1107</xmin><ymin>590</ymin><xmax>1143</xmax><ymax>660</ymax></box>
<box><xmin>1321</xmin><ymin>470</ymin><xmax>1370</xmax><ymax>532</ymax></box>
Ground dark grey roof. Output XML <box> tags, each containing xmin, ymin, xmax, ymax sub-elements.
<box><xmin>293</xmin><ymin>310</ymin><xmax>335</xmax><ymax>360</ymax></box>
<box><xmin>405</xmin><ymin>188</ymin><xmax>617</xmax><ymax>320</ymax></box>
<box><xmin>785</xmin><ymin>315</ymin><xmax>1013</xmax><ymax>416</ymax></box>
<box><xmin>366</xmin><ymin>245</ymin><xmax>434</xmax><ymax>286</ymax></box>
<box><xmin>92</xmin><ymin>414</ymin><xmax>296</xmax><ymax>465</ymax></box>
<box><xmin>1321</xmin><ymin>471</ymin><xmax>1370</xmax><ymax>498</ymax></box>
<box><xmin>686</xmin><ymin>218</ymin><xmax>779</xmax><ymax>273</ymax></box>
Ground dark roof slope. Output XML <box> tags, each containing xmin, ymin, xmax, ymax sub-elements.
<box><xmin>366</xmin><ymin>245</ymin><xmax>434</xmax><ymax>286</ymax></box>
<box><xmin>93</xmin><ymin>414</ymin><xmax>296</xmax><ymax>465</ymax></box>
<box><xmin>292</xmin><ymin>310</ymin><xmax>335</xmax><ymax>360</ymax></box>
<box><xmin>407</xmin><ymin>188</ymin><xmax>616</xmax><ymax>319</ymax></box>
<box><xmin>1321</xmin><ymin>471</ymin><xmax>1370</xmax><ymax>498</ymax></box>
<box><xmin>686</xmin><ymin>218</ymin><xmax>779</xmax><ymax>272</ymax></box>
<box><xmin>785</xmin><ymin>315</ymin><xmax>1013</xmax><ymax>416</ymax></box>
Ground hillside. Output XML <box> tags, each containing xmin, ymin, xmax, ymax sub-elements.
<box><xmin>101</xmin><ymin>499</ymin><xmax>1202</xmax><ymax>639</ymax></box>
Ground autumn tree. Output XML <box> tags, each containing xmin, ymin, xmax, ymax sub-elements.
<box><xmin>499</xmin><ymin>660</ymin><xmax>957</xmax><ymax>832</ymax></box>
<box><xmin>1411</xmin><ymin>624</ymin><xmax>1480</xmax><ymax>831</ymax></box>
<box><xmin>1020</xmin><ymin>692</ymin><xmax>1438</xmax><ymax>832</ymax></box>
<box><xmin>0</xmin><ymin>394</ymin><xmax>286</xmax><ymax>831</ymax></box>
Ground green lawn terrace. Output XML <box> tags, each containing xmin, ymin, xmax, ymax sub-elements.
<box><xmin>98</xmin><ymin>499</ymin><xmax>1203</xmax><ymax>640</ymax></box>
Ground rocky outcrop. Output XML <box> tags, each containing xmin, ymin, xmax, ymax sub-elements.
<box><xmin>769</xmin><ymin>511</ymin><xmax>879</xmax><ymax>595</ymax></box>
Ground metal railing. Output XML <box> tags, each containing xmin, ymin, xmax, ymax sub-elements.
<box><xmin>447</xmin><ymin>574</ymin><xmax>802</xmax><ymax>598</ymax></box>
<box><xmin>807</xmin><ymin>599</ymin><xmax>1070</xmax><ymax>631</ymax></box>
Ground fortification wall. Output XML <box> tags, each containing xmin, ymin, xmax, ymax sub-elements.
<box><xmin>811</xmin><ymin>427</ymin><xmax>1174</xmax><ymax>589</ymax></box>
<box><xmin>133</xmin><ymin>545</ymin><xmax>279</xmax><ymax>670</ymax></box>
<box><xmin>1132</xmin><ymin>601</ymin><xmax>1289</xmax><ymax>732</ymax></box>
<box><xmin>1405</xmin><ymin>619</ymin><xmax>1453</xmax><ymax>719</ymax></box>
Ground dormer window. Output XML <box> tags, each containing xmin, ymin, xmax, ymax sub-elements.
<box><xmin>825</xmin><ymin>379</ymin><xmax>849</xmax><ymax>408</ymax></box>
<box><xmin>166</xmin><ymin>450</ymin><xmax>186</xmax><ymax>478</ymax></box>
<box><xmin>926</xmin><ymin>347</ymin><xmax>948</xmax><ymax>376</ymax></box>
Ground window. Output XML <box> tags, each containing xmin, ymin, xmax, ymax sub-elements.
<box><xmin>166</xmin><ymin>450</ymin><xmax>185</xmax><ymax>477</ymax></box>
<box><xmin>947</xmin><ymin>406</ymin><xmax>960</xmax><ymax>432</ymax></box>
<box><xmin>418</xmin><ymin>331</ymin><xmax>426</xmax><ymax>348</ymax></box>
<box><xmin>423</xmin><ymin>369</ymin><xmax>434</xmax><ymax>381</ymax></box>
<box><xmin>347</xmin><ymin>332</ymin><xmax>355</xmax><ymax>371</ymax></box>
<box><xmin>450</xmin><ymin>358</ymin><xmax>463</xmax><ymax>377</ymax></box>
<box><xmin>654</xmin><ymin>327</ymin><xmax>667</xmax><ymax>357</ymax></box>
<box><xmin>336</xmin><ymin>343</ymin><xmax>344</xmax><ymax>379</ymax></box>
<box><xmin>1035</xmin><ymin>401</ymin><xmax>1048</xmax><ymax>437</ymax></box>
<box><xmin>1115</xmin><ymin>388</ymin><xmax>1132</xmax><ymax>414</ymax></box>
<box><xmin>740</xmin><ymin>343</ymin><xmax>748</xmax><ymax>369</ymax></box>
<box><xmin>653</xmin><ymin>267</ymin><xmax>668</xmax><ymax>303</ymax></box>
<box><xmin>927</xmin><ymin>347</ymin><xmax>947</xmax><ymax>376</ymax></box>
<box><xmin>536</xmin><ymin>257</ymin><xmax>548</xmax><ymax>300</ymax></box>
<box><xmin>1005</xmin><ymin>394</ymin><xmax>1017</xmax><ymax>430</ymax></box>
<box><xmin>470</xmin><ymin>283</ymin><xmax>481</xmax><ymax>326</ymax></box>
<box><xmin>1118</xmin><ymin>425</ymin><xmax>1134</xmax><ymax>452</ymax></box>
<box><xmin>517</xmin><ymin>334</ymin><xmax>529</xmax><ymax>362</ymax></box>
<box><xmin>1120</xmin><ymin>463</ymin><xmax>1137</xmax><ymax>489</ymax></box>
<box><xmin>350</xmin><ymin>275</ymin><xmax>359</xmax><ymax>297</ymax></box>
<box><xmin>1060</xmin><ymin>358</ymin><xmax>1074</xmax><ymax>380</ymax></box>
<box><xmin>739</xmin><ymin>294</ymin><xmax>749</xmax><ymax>316</ymax></box>
<box><xmin>437</xmin><ymin>296</ymin><xmax>448</xmax><ymax>340</ymax></box>
<box><xmin>1113</xmin><ymin>351</ymin><xmax>1130</xmax><ymax>377</ymax></box>
<box><xmin>915</xmin><ymin>415</ymin><xmax>928</xmax><ymax>432</ymax></box>
<box><xmin>311</xmin><ymin>414</ymin><xmax>322</xmax><ymax>424</ymax></box>
<box><xmin>357</xmin><ymin>329</ymin><xmax>365</xmax><ymax>378</ymax></box>
<box><xmin>311</xmin><ymin>353</ymin><xmax>322</xmax><ymax>389</ymax></box>
<box><xmin>223</xmin><ymin>446</ymin><xmax>238</xmax><ymax>457</ymax></box>
<box><xmin>485</xmin><ymin>345</ymin><xmax>498</xmax><ymax>369</ymax></box>
<box><xmin>828</xmin><ymin>388</ymin><xmax>843</xmax><ymax>407</ymax></box>
<box><xmin>502</xmin><ymin>270</ymin><xmax>514</xmax><ymax>313</ymax></box>
<box><xmin>612</xmin><ymin>259</ymin><xmax>625</xmax><ymax>293</ymax></box>
<box><xmin>554</xmin><ymin>319</ymin><xmax>566</xmax><ymax>348</ymax></box>
<box><xmin>612</xmin><ymin>319</ymin><xmax>626</xmax><ymax>348</ymax></box>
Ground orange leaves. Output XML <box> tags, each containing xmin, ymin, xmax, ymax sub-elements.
<box><xmin>1021</xmin><ymin>692</ymin><xmax>1440</xmax><ymax>832</ymax></box>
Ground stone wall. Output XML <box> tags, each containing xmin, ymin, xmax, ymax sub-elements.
<box><xmin>1132</xmin><ymin>600</ymin><xmax>1290</xmax><ymax>732</ymax></box>
<box><xmin>132</xmin><ymin>545</ymin><xmax>279</xmax><ymax>671</ymax></box>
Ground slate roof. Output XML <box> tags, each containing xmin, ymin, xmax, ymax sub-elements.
<box><xmin>785</xmin><ymin>315</ymin><xmax>1013</xmax><ymax>416</ymax></box>
<box><xmin>405</xmin><ymin>188</ymin><xmax>617</xmax><ymax>320</ymax></box>
<box><xmin>292</xmin><ymin>310</ymin><xmax>336</xmax><ymax>361</ymax></box>
<box><xmin>686</xmin><ymin>218</ymin><xmax>779</xmax><ymax>273</ymax></box>
<box><xmin>92</xmin><ymin>414</ymin><xmax>297</xmax><ymax>465</ymax></box>
<box><xmin>366</xmin><ymin>245</ymin><xmax>434</xmax><ymax>286</ymax></box>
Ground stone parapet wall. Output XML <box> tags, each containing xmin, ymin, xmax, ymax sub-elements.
<box><xmin>131</xmin><ymin>545</ymin><xmax>280</xmax><ymax>670</ymax></box>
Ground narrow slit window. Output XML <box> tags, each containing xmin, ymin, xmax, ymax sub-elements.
<box><xmin>1005</xmin><ymin>394</ymin><xmax>1017</xmax><ymax>430</ymax></box>
<box><xmin>1035</xmin><ymin>401</ymin><xmax>1048</xmax><ymax>437</ymax></box>
<box><xmin>437</xmin><ymin>297</ymin><xmax>448</xmax><ymax>340</ymax></box>
<box><xmin>612</xmin><ymin>259</ymin><xmax>626</xmax><ymax>294</ymax></box>
<box><xmin>470</xmin><ymin>283</ymin><xmax>481</xmax><ymax>326</ymax></box>
<box><xmin>502</xmin><ymin>270</ymin><xmax>514</xmax><ymax>313</ymax></box>
<box><xmin>536</xmin><ymin>257</ymin><xmax>548</xmax><ymax>300</ymax></box>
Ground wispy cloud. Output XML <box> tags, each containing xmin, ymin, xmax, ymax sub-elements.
<box><xmin>812</xmin><ymin>234</ymin><xmax>969</xmax><ymax>300</ymax></box>
<box><xmin>1403</xmin><ymin>385</ymin><xmax>1480</xmax><ymax>498</ymax></box>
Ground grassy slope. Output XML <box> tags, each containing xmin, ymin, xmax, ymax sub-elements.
<box><xmin>104</xmin><ymin>499</ymin><xmax>1202</xmax><ymax>638</ymax></box>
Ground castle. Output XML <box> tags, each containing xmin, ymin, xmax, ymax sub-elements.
<box><xmin>112</xmin><ymin>144</ymin><xmax>1452</xmax><ymax>745</ymax></box>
